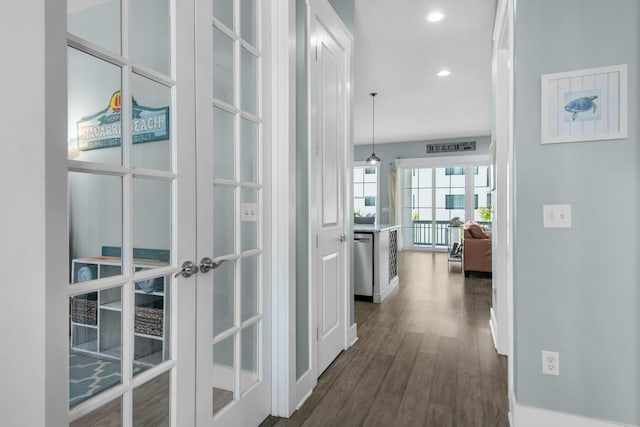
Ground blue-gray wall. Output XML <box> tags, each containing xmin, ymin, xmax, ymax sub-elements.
<box><xmin>295</xmin><ymin>0</ymin><xmax>309</xmax><ymax>382</ymax></box>
<box><xmin>513</xmin><ymin>0</ymin><xmax>639</xmax><ymax>423</ymax></box>
<box><xmin>328</xmin><ymin>0</ymin><xmax>354</xmax><ymax>34</ymax></box>
<box><xmin>296</xmin><ymin>0</ymin><xmax>355</xmax><ymax>380</ymax></box>
<box><xmin>354</xmin><ymin>137</ymin><xmax>491</xmax><ymax>224</ymax></box>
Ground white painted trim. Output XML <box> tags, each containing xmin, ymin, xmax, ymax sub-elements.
<box><xmin>270</xmin><ymin>0</ymin><xmax>297</xmax><ymax>418</ymax></box>
<box><xmin>173</xmin><ymin>0</ymin><xmax>197</xmax><ymax>424</ymax></box>
<box><xmin>373</xmin><ymin>276</ymin><xmax>398</xmax><ymax>303</ymax></box>
<box><xmin>349</xmin><ymin>323</ymin><xmax>358</xmax><ymax>346</ymax></box>
<box><xmin>493</xmin><ymin>0</ymin><xmax>515</xmax><ymax>413</ymax></box>
<box><xmin>46</xmin><ymin>1</ymin><xmax>69</xmax><ymax>425</ymax></box>
<box><xmin>505</xmin><ymin>0</ymin><xmax>516</xmax><ymax>409</ymax></box>
<box><xmin>489</xmin><ymin>308</ymin><xmax>498</xmax><ymax>350</ymax></box>
<box><xmin>293</xmin><ymin>0</ymin><xmax>318</xmax><ymax>412</ymax></box>
<box><xmin>295</xmin><ymin>369</ymin><xmax>315</xmax><ymax>409</ymax></box>
<box><xmin>510</xmin><ymin>393</ymin><xmax>638</xmax><ymax>427</ymax></box>
<box><xmin>296</xmin><ymin>388</ymin><xmax>314</xmax><ymax>410</ymax></box>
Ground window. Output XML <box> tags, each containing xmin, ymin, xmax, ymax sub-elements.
<box><xmin>354</xmin><ymin>165</ymin><xmax>378</xmax><ymax>221</ymax></box>
<box><xmin>474</xmin><ymin>165</ymin><xmax>492</xmax><ymax>223</ymax></box>
<box><xmin>445</xmin><ymin>194</ymin><xmax>479</xmax><ymax>209</ymax></box>
<box><xmin>401</xmin><ymin>162</ymin><xmax>490</xmax><ymax>249</ymax></box>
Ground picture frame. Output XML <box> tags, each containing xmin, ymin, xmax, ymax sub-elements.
<box><xmin>541</xmin><ymin>64</ymin><xmax>627</xmax><ymax>144</ymax></box>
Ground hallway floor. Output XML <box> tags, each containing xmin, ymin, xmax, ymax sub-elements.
<box><xmin>262</xmin><ymin>251</ymin><xmax>509</xmax><ymax>427</ymax></box>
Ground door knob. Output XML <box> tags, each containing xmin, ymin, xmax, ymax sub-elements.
<box><xmin>199</xmin><ymin>257</ymin><xmax>227</xmax><ymax>273</ymax></box>
<box><xmin>174</xmin><ymin>260</ymin><xmax>199</xmax><ymax>278</ymax></box>
<box><xmin>339</xmin><ymin>234</ymin><xmax>347</xmax><ymax>242</ymax></box>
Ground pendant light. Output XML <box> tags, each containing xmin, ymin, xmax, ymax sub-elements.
<box><xmin>366</xmin><ymin>92</ymin><xmax>381</xmax><ymax>165</ymax></box>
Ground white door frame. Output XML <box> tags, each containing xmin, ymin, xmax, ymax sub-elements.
<box><xmin>492</xmin><ymin>0</ymin><xmax>515</xmax><ymax>420</ymax></box>
<box><xmin>491</xmin><ymin>0</ymin><xmax>510</xmax><ymax>357</ymax></box>
<box><xmin>269</xmin><ymin>0</ymin><xmax>298</xmax><ymax>418</ymax></box>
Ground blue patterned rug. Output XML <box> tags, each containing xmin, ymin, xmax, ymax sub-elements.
<box><xmin>69</xmin><ymin>352</ymin><xmax>142</xmax><ymax>408</ymax></box>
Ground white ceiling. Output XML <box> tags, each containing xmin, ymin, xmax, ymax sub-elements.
<box><xmin>353</xmin><ymin>0</ymin><xmax>496</xmax><ymax>145</ymax></box>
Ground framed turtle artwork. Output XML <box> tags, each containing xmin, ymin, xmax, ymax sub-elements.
<box><xmin>541</xmin><ymin>64</ymin><xmax>628</xmax><ymax>144</ymax></box>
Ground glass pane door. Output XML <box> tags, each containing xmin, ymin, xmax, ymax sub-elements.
<box><xmin>401</xmin><ymin>164</ymin><xmax>489</xmax><ymax>249</ymax></box>
<box><xmin>196</xmin><ymin>0</ymin><xmax>270</xmax><ymax>424</ymax></box>
<box><xmin>435</xmin><ymin>166</ymin><xmax>466</xmax><ymax>247</ymax></box>
<box><xmin>67</xmin><ymin>0</ymin><xmax>177</xmax><ymax>424</ymax></box>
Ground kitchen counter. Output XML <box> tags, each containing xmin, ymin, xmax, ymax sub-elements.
<box><xmin>353</xmin><ymin>224</ymin><xmax>399</xmax><ymax>233</ymax></box>
<box><xmin>353</xmin><ymin>224</ymin><xmax>399</xmax><ymax>303</ymax></box>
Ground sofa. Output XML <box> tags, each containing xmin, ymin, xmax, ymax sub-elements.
<box><xmin>463</xmin><ymin>221</ymin><xmax>492</xmax><ymax>277</ymax></box>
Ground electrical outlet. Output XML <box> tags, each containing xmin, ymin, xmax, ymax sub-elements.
<box><xmin>542</xmin><ymin>351</ymin><xmax>559</xmax><ymax>376</ymax></box>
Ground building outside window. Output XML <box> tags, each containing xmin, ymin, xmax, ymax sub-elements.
<box><xmin>353</xmin><ymin>165</ymin><xmax>378</xmax><ymax>223</ymax></box>
<box><xmin>401</xmin><ymin>163</ymin><xmax>491</xmax><ymax>249</ymax></box>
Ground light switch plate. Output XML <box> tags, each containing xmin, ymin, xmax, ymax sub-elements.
<box><xmin>543</xmin><ymin>204</ymin><xmax>571</xmax><ymax>228</ymax></box>
<box><xmin>241</xmin><ymin>203</ymin><xmax>257</xmax><ymax>222</ymax></box>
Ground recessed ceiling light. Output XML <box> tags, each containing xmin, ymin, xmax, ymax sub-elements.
<box><xmin>437</xmin><ymin>69</ymin><xmax>451</xmax><ymax>77</ymax></box>
<box><xmin>426</xmin><ymin>11</ymin><xmax>444</xmax><ymax>22</ymax></box>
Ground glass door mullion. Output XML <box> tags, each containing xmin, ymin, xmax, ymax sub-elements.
<box><xmin>120</xmin><ymin>81</ymin><xmax>134</xmax><ymax>427</ymax></box>
<box><xmin>465</xmin><ymin>165</ymin><xmax>474</xmax><ymax>222</ymax></box>
<box><xmin>232</xmin><ymin>0</ymin><xmax>243</xmax><ymax>404</ymax></box>
<box><xmin>431</xmin><ymin>168</ymin><xmax>437</xmax><ymax>249</ymax></box>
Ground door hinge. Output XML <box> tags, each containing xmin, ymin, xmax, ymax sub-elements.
<box><xmin>317</xmin><ymin>327</ymin><xmax>319</xmax><ymax>341</ymax></box>
<box><xmin>316</xmin><ymin>234</ymin><xmax>319</xmax><ymax>248</ymax></box>
<box><xmin>315</xmin><ymin>44</ymin><xmax>318</xmax><ymax>61</ymax></box>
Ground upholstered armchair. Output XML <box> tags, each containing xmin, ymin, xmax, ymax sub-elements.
<box><xmin>463</xmin><ymin>221</ymin><xmax>492</xmax><ymax>277</ymax></box>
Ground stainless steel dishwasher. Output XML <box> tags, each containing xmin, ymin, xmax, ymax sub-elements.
<box><xmin>354</xmin><ymin>233</ymin><xmax>373</xmax><ymax>298</ymax></box>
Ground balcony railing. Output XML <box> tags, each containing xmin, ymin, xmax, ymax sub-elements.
<box><xmin>411</xmin><ymin>220</ymin><xmax>491</xmax><ymax>247</ymax></box>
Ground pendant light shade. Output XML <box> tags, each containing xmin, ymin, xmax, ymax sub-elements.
<box><xmin>366</xmin><ymin>92</ymin><xmax>381</xmax><ymax>165</ymax></box>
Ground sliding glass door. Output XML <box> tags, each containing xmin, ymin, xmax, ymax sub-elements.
<box><xmin>401</xmin><ymin>163</ymin><xmax>491</xmax><ymax>250</ymax></box>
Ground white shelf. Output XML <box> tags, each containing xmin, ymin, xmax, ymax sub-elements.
<box><xmin>73</xmin><ymin>340</ymin><xmax>98</xmax><ymax>353</ymax></box>
<box><xmin>71</xmin><ymin>257</ymin><xmax>168</xmax><ymax>364</ymax></box>
<box><xmin>135</xmin><ymin>332</ymin><xmax>164</xmax><ymax>341</ymax></box>
<box><xmin>100</xmin><ymin>301</ymin><xmax>122</xmax><ymax>311</ymax></box>
<box><xmin>134</xmin><ymin>351</ymin><xmax>164</xmax><ymax>367</ymax></box>
<box><xmin>134</xmin><ymin>290</ymin><xmax>165</xmax><ymax>297</ymax></box>
<box><xmin>71</xmin><ymin>321</ymin><xmax>98</xmax><ymax>329</ymax></box>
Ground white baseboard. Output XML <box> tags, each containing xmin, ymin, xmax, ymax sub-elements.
<box><xmin>375</xmin><ymin>276</ymin><xmax>399</xmax><ymax>303</ymax></box>
<box><xmin>296</xmin><ymin>388</ymin><xmax>313</xmax><ymax>410</ymax></box>
<box><xmin>489</xmin><ymin>308</ymin><xmax>498</xmax><ymax>351</ymax></box>
<box><xmin>348</xmin><ymin>323</ymin><xmax>358</xmax><ymax>347</ymax></box>
<box><xmin>489</xmin><ymin>307</ymin><xmax>508</xmax><ymax>356</ymax></box>
<box><xmin>510</xmin><ymin>392</ymin><xmax>637</xmax><ymax>427</ymax></box>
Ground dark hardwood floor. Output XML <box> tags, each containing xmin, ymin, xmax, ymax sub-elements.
<box><xmin>262</xmin><ymin>251</ymin><xmax>509</xmax><ymax>427</ymax></box>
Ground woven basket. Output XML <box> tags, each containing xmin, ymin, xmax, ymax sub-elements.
<box><xmin>71</xmin><ymin>298</ymin><xmax>98</xmax><ymax>326</ymax></box>
<box><xmin>135</xmin><ymin>306</ymin><xmax>164</xmax><ymax>337</ymax></box>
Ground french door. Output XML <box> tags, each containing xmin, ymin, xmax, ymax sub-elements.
<box><xmin>195</xmin><ymin>0</ymin><xmax>271</xmax><ymax>425</ymax></box>
<box><xmin>66</xmin><ymin>0</ymin><xmax>191</xmax><ymax>425</ymax></box>
<box><xmin>66</xmin><ymin>0</ymin><xmax>270</xmax><ymax>425</ymax></box>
